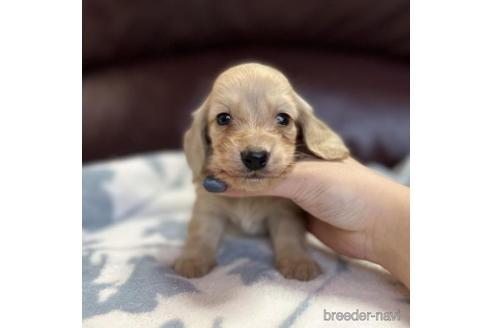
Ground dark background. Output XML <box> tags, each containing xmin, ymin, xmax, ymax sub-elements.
<box><xmin>83</xmin><ymin>0</ymin><xmax>409</xmax><ymax>166</ymax></box>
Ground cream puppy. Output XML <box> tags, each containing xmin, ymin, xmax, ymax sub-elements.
<box><xmin>173</xmin><ymin>63</ymin><xmax>349</xmax><ymax>281</ymax></box>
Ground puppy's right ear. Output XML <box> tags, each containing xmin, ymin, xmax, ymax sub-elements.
<box><xmin>293</xmin><ymin>91</ymin><xmax>349</xmax><ymax>160</ymax></box>
<box><xmin>183</xmin><ymin>98</ymin><xmax>209</xmax><ymax>181</ymax></box>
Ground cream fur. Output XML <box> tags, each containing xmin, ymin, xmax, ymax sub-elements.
<box><xmin>174</xmin><ymin>63</ymin><xmax>348</xmax><ymax>281</ymax></box>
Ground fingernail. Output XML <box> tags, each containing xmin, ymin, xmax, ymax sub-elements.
<box><xmin>203</xmin><ymin>176</ymin><xmax>228</xmax><ymax>193</ymax></box>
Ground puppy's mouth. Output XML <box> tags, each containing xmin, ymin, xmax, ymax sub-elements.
<box><xmin>244</xmin><ymin>172</ymin><xmax>267</xmax><ymax>180</ymax></box>
<box><xmin>211</xmin><ymin>162</ymin><xmax>295</xmax><ymax>183</ymax></box>
<box><xmin>218</xmin><ymin>169</ymin><xmax>287</xmax><ymax>181</ymax></box>
<box><xmin>213</xmin><ymin>169</ymin><xmax>273</xmax><ymax>180</ymax></box>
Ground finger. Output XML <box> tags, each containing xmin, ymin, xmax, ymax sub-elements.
<box><xmin>202</xmin><ymin>175</ymin><xmax>267</xmax><ymax>197</ymax></box>
<box><xmin>219</xmin><ymin>179</ymin><xmax>292</xmax><ymax>197</ymax></box>
<box><xmin>203</xmin><ymin>173</ymin><xmax>291</xmax><ymax>197</ymax></box>
<box><xmin>202</xmin><ymin>176</ymin><xmax>228</xmax><ymax>193</ymax></box>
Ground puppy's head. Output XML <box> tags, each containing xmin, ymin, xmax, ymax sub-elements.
<box><xmin>184</xmin><ymin>63</ymin><xmax>349</xmax><ymax>191</ymax></box>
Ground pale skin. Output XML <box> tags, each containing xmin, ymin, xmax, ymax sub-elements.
<box><xmin>221</xmin><ymin>158</ymin><xmax>410</xmax><ymax>288</ymax></box>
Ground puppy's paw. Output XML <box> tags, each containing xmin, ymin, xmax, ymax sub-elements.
<box><xmin>276</xmin><ymin>256</ymin><xmax>321</xmax><ymax>281</ymax></box>
<box><xmin>173</xmin><ymin>256</ymin><xmax>215</xmax><ymax>278</ymax></box>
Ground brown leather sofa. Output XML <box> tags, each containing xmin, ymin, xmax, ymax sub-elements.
<box><xmin>83</xmin><ymin>0</ymin><xmax>409</xmax><ymax>166</ymax></box>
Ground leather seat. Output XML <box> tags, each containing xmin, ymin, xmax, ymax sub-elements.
<box><xmin>83</xmin><ymin>0</ymin><xmax>409</xmax><ymax>166</ymax></box>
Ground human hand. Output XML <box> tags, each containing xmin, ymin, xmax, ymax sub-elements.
<box><xmin>206</xmin><ymin>158</ymin><xmax>410</xmax><ymax>287</ymax></box>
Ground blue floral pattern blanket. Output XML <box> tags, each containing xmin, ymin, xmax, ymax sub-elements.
<box><xmin>83</xmin><ymin>152</ymin><xmax>410</xmax><ymax>327</ymax></box>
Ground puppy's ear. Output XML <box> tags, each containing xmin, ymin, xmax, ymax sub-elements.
<box><xmin>294</xmin><ymin>92</ymin><xmax>349</xmax><ymax>160</ymax></box>
<box><xmin>183</xmin><ymin>98</ymin><xmax>210</xmax><ymax>181</ymax></box>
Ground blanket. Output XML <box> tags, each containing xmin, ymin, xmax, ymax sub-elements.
<box><xmin>83</xmin><ymin>152</ymin><xmax>410</xmax><ymax>327</ymax></box>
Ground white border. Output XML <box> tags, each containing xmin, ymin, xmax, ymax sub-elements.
<box><xmin>1</xmin><ymin>0</ymin><xmax>492</xmax><ymax>325</ymax></box>
<box><xmin>412</xmin><ymin>0</ymin><xmax>492</xmax><ymax>325</ymax></box>
<box><xmin>0</xmin><ymin>0</ymin><xmax>81</xmax><ymax>326</ymax></box>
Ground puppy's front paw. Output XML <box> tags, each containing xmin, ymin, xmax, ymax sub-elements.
<box><xmin>173</xmin><ymin>256</ymin><xmax>215</xmax><ymax>278</ymax></box>
<box><xmin>276</xmin><ymin>256</ymin><xmax>321</xmax><ymax>281</ymax></box>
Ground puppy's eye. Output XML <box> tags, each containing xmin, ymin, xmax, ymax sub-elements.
<box><xmin>275</xmin><ymin>113</ymin><xmax>290</xmax><ymax>126</ymax></box>
<box><xmin>216</xmin><ymin>113</ymin><xmax>232</xmax><ymax>126</ymax></box>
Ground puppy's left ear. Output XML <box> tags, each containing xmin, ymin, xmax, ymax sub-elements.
<box><xmin>293</xmin><ymin>92</ymin><xmax>349</xmax><ymax>160</ymax></box>
<box><xmin>183</xmin><ymin>98</ymin><xmax>210</xmax><ymax>181</ymax></box>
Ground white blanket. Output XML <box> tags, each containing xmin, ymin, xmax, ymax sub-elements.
<box><xmin>83</xmin><ymin>152</ymin><xmax>410</xmax><ymax>327</ymax></box>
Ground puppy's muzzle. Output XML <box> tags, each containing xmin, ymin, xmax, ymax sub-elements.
<box><xmin>241</xmin><ymin>150</ymin><xmax>269</xmax><ymax>171</ymax></box>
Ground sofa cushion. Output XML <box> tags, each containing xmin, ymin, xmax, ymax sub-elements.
<box><xmin>83</xmin><ymin>47</ymin><xmax>409</xmax><ymax>165</ymax></box>
<box><xmin>83</xmin><ymin>151</ymin><xmax>410</xmax><ymax>327</ymax></box>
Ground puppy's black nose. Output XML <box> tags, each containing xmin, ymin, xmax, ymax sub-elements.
<box><xmin>241</xmin><ymin>150</ymin><xmax>269</xmax><ymax>171</ymax></box>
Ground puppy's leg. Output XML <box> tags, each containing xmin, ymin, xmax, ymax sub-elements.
<box><xmin>268</xmin><ymin>212</ymin><xmax>321</xmax><ymax>281</ymax></box>
<box><xmin>173</xmin><ymin>203</ymin><xmax>226</xmax><ymax>278</ymax></box>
